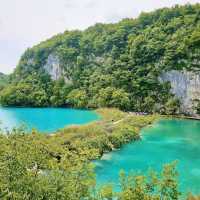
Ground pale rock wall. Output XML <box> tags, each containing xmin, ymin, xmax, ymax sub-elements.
<box><xmin>159</xmin><ymin>70</ymin><xmax>200</xmax><ymax>114</ymax></box>
<box><xmin>43</xmin><ymin>54</ymin><xmax>64</xmax><ymax>80</ymax></box>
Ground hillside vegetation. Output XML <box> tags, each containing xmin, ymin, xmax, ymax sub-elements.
<box><xmin>0</xmin><ymin>73</ymin><xmax>8</xmax><ymax>90</ymax></box>
<box><xmin>1</xmin><ymin>4</ymin><xmax>200</xmax><ymax>113</ymax></box>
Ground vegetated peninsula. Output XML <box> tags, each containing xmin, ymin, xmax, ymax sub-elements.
<box><xmin>1</xmin><ymin>4</ymin><xmax>200</xmax><ymax>116</ymax></box>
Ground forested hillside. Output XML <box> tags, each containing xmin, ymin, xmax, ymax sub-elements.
<box><xmin>1</xmin><ymin>4</ymin><xmax>200</xmax><ymax>113</ymax></box>
<box><xmin>0</xmin><ymin>73</ymin><xmax>8</xmax><ymax>90</ymax></box>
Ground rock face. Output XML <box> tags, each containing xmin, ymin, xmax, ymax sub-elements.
<box><xmin>159</xmin><ymin>70</ymin><xmax>200</xmax><ymax>114</ymax></box>
<box><xmin>42</xmin><ymin>54</ymin><xmax>200</xmax><ymax>114</ymax></box>
<box><xmin>43</xmin><ymin>54</ymin><xmax>64</xmax><ymax>80</ymax></box>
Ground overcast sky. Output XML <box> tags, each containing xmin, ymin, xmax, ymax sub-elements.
<box><xmin>0</xmin><ymin>0</ymin><xmax>199</xmax><ymax>74</ymax></box>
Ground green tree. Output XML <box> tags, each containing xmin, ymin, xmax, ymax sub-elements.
<box><xmin>165</xmin><ymin>98</ymin><xmax>180</xmax><ymax>115</ymax></box>
<box><xmin>67</xmin><ymin>89</ymin><xmax>88</xmax><ymax>108</ymax></box>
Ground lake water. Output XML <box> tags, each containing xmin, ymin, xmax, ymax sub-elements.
<box><xmin>95</xmin><ymin>119</ymin><xmax>200</xmax><ymax>195</ymax></box>
<box><xmin>0</xmin><ymin>107</ymin><xmax>100</xmax><ymax>133</ymax></box>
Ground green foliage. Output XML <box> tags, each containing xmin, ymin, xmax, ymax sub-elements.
<box><xmin>0</xmin><ymin>73</ymin><xmax>51</xmax><ymax>107</ymax></box>
<box><xmin>164</xmin><ymin>98</ymin><xmax>180</xmax><ymax>115</ymax></box>
<box><xmin>0</xmin><ymin>133</ymin><xmax>95</xmax><ymax>200</ymax></box>
<box><xmin>118</xmin><ymin>161</ymin><xmax>180</xmax><ymax>200</ymax></box>
<box><xmin>67</xmin><ymin>89</ymin><xmax>88</xmax><ymax>108</ymax></box>
<box><xmin>92</xmin><ymin>87</ymin><xmax>131</xmax><ymax>110</ymax></box>
<box><xmin>196</xmin><ymin>101</ymin><xmax>200</xmax><ymax>114</ymax></box>
<box><xmin>0</xmin><ymin>73</ymin><xmax>9</xmax><ymax>91</ymax></box>
<box><xmin>50</xmin><ymin>78</ymin><xmax>73</xmax><ymax>106</ymax></box>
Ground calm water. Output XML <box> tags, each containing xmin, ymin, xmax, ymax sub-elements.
<box><xmin>95</xmin><ymin>119</ymin><xmax>200</xmax><ymax>195</ymax></box>
<box><xmin>0</xmin><ymin>107</ymin><xmax>100</xmax><ymax>133</ymax></box>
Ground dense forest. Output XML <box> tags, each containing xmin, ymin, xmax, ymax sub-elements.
<box><xmin>1</xmin><ymin>4</ymin><xmax>200</xmax><ymax>113</ymax></box>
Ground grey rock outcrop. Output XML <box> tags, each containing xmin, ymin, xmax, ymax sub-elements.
<box><xmin>43</xmin><ymin>54</ymin><xmax>64</xmax><ymax>80</ymax></box>
<box><xmin>159</xmin><ymin>70</ymin><xmax>200</xmax><ymax>114</ymax></box>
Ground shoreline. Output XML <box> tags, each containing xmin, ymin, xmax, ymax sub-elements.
<box><xmin>95</xmin><ymin>113</ymin><xmax>200</xmax><ymax>159</ymax></box>
<box><xmin>175</xmin><ymin>115</ymin><xmax>200</xmax><ymax>121</ymax></box>
<box><xmin>164</xmin><ymin>114</ymin><xmax>200</xmax><ymax>121</ymax></box>
<box><xmin>48</xmin><ymin>109</ymin><xmax>158</xmax><ymax>161</ymax></box>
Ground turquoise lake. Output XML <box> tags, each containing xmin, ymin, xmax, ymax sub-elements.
<box><xmin>95</xmin><ymin>119</ymin><xmax>200</xmax><ymax>195</ymax></box>
<box><xmin>0</xmin><ymin>107</ymin><xmax>100</xmax><ymax>132</ymax></box>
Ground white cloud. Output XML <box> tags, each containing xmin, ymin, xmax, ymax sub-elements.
<box><xmin>0</xmin><ymin>0</ymin><xmax>199</xmax><ymax>74</ymax></box>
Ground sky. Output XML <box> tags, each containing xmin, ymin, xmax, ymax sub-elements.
<box><xmin>0</xmin><ymin>0</ymin><xmax>199</xmax><ymax>74</ymax></box>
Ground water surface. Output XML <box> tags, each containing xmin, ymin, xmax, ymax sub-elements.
<box><xmin>0</xmin><ymin>107</ymin><xmax>100</xmax><ymax>133</ymax></box>
<box><xmin>95</xmin><ymin>119</ymin><xmax>200</xmax><ymax>194</ymax></box>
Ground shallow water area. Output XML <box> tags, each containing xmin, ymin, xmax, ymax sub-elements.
<box><xmin>95</xmin><ymin>119</ymin><xmax>200</xmax><ymax>195</ymax></box>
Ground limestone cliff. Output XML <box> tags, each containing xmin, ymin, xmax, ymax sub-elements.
<box><xmin>43</xmin><ymin>53</ymin><xmax>106</xmax><ymax>81</ymax></box>
<box><xmin>43</xmin><ymin>54</ymin><xmax>64</xmax><ymax>80</ymax></box>
<box><xmin>159</xmin><ymin>70</ymin><xmax>200</xmax><ymax>114</ymax></box>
